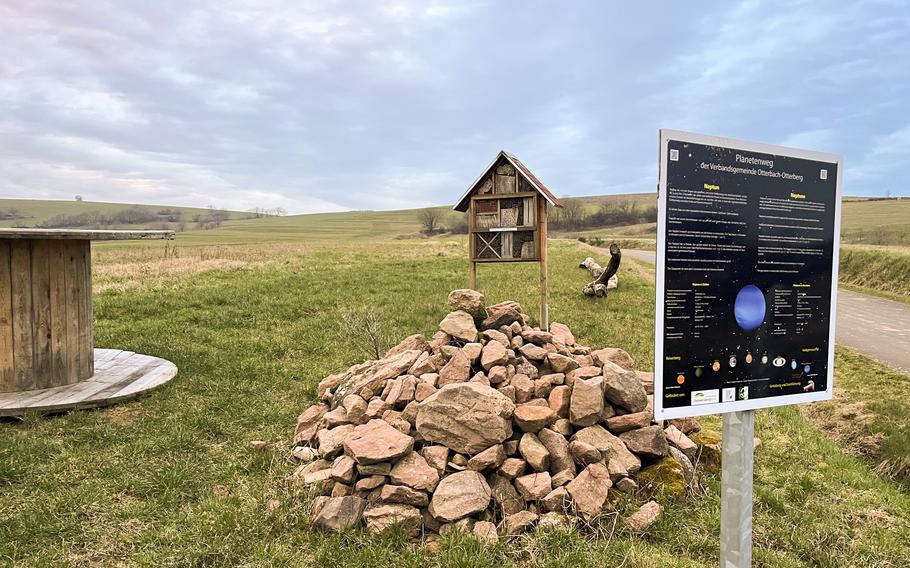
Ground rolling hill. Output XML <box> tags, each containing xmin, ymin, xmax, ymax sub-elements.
<box><xmin>0</xmin><ymin>198</ymin><xmax>250</xmax><ymax>230</ymax></box>
<box><xmin>4</xmin><ymin>194</ymin><xmax>909</xmax><ymax>247</ymax></box>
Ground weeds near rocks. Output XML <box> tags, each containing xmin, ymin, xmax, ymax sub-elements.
<box><xmin>340</xmin><ymin>308</ymin><xmax>390</xmax><ymax>360</ymax></box>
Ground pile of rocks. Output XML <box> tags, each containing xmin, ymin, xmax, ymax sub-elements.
<box><xmin>291</xmin><ymin>290</ymin><xmax>701</xmax><ymax>539</ymax></box>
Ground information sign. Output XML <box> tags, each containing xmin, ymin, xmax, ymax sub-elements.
<box><xmin>655</xmin><ymin>130</ymin><xmax>842</xmax><ymax>420</ymax></box>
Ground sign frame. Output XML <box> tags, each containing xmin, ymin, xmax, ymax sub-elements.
<box><xmin>654</xmin><ymin>129</ymin><xmax>843</xmax><ymax>420</ymax></box>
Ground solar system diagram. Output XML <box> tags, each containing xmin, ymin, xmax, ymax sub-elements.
<box><xmin>654</xmin><ymin>130</ymin><xmax>842</xmax><ymax>419</ymax></box>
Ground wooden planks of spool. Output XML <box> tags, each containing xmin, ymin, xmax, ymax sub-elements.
<box><xmin>453</xmin><ymin>151</ymin><xmax>561</xmax><ymax>330</ymax></box>
<box><xmin>0</xmin><ymin>229</ymin><xmax>178</xmax><ymax>415</ymax></box>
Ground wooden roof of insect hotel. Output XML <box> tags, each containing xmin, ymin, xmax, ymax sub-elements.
<box><xmin>453</xmin><ymin>150</ymin><xmax>562</xmax><ymax>212</ymax></box>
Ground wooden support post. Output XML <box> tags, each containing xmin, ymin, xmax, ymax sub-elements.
<box><xmin>538</xmin><ymin>198</ymin><xmax>549</xmax><ymax>330</ymax></box>
<box><xmin>469</xmin><ymin>198</ymin><xmax>477</xmax><ymax>290</ymax></box>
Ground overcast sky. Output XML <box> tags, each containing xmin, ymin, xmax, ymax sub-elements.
<box><xmin>2</xmin><ymin>1</ymin><xmax>908</xmax><ymax>213</ymax></box>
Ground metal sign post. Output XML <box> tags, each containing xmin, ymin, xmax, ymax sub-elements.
<box><xmin>720</xmin><ymin>410</ymin><xmax>755</xmax><ymax>567</ymax></box>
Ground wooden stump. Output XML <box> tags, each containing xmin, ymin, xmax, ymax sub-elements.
<box><xmin>0</xmin><ymin>239</ymin><xmax>93</xmax><ymax>392</ymax></box>
<box><xmin>580</xmin><ymin>243</ymin><xmax>621</xmax><ymax>298</ymax></box>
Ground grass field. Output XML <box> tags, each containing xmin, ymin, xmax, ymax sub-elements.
<box><xmin>0</xmin><ymin>198</ymin><xmax>249</xmax><ymax>230</ymax></box>
<box><xmin>158</xmin><ymin>208</ymin><xmax>436</xmax><ymax>245</ymax></box>
<box><xmin>840</xmin><ymin>199</ymin><xmax>910</xmax><ymax>247</ymax></box>
<box><xmin>2</xmin><ymin>231</ymin><xmax>909</xmax><ymax>567</ymax></box>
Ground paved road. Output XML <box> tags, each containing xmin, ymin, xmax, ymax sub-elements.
<box><xmin>622</xmin><ymin>249</ymin><xmax>910</xmax><ymax>374</ymax></box>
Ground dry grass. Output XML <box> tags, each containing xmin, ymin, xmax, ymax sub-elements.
<box><xmin>875</xmin><ymin>457</ymin><xmax>910</xmax><ymax>482</ymax></box>
<box><xmin>102</xmin><ymin>406</ymin><xmax>143</xmax><ymax>427</ymax></box>
<box><xmin>802</xmin><ymin>389</ymin><xmax>882</xmax><ymax>459</ymax></box>
<box><xmin>92</xmin><ymin>238</ymin><xmax>468</xmax><ymax>294</ymax></box>
<box><xmin>92</xmin><ymin>242</ymin><xmax>317</xmax><ymax>266</ymax></box>
<box><xmin>801</xmin><ymin>349</ymin><xmax>910</xmax><ymax>488</ymax></box>
<box><xmin>94</xmin><ymin>258</ymin><xmax>253</xmax><ymax>292</ymax></box>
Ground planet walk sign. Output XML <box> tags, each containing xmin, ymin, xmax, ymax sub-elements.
<box><xmin>655</xmin><ymin>130</ymin><xmax>841</xmax><ymax>419</ymax></box>
<box><xmin>655</xmin><ymin>130</ymin><xmax>842</xmax><ymax>567</ymax></box>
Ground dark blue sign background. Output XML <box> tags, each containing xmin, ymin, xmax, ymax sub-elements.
<box><xmin>660</xmin><ymin>139</ymin><xmax>838</xmax><ymax>410</ymax></box>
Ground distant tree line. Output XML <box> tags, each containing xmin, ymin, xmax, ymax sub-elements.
<box><xmin>841</xmin><ymin>226</ymin><xmax>908</xmax><ymax>246</ymax></box>
<box><xmin>37</xmin><ymin>206</ymin><xmax>161</xmax><ymax>229</ymax></box>
<box><xmin>247</xmin><ymin>207</ymin><xmax>287</xmax><ymax>218</ymax></box>
<box><xmin>434</xmin><ymin>198</ymin><xmax>658</xmax><ymax>235</ymax></box>
<box><xmin>448</xmin><ymin>213</ymin><xmax>468</xmax><ymax>234</ymax></box>
<box><xmin>416</xmin><ymin>208</ymin><xmax>470</xmax><ymax>235</ymax></box>
<box><xmin>33</xmin><ymin>205</ymin><xmax>240</xmax><ymax>232</ymax></box>
<box><xmin>549</xmin><ymin>199</ymin><xmax>657</xmax><ymax>231</ymax></box>
<box><xmin>157</xmin><ymin>208</ymin><xmax>184</xmax><ymax>222</ymax></box>
<box><xmin>191</xmin><ymin>206</ymin><xmax>231</xmax><ymax>230</ymax></box>
<box><xmin>0</xmin><ymin>208</ymin><xmax>23</xmax><ymax>220</ymax></box>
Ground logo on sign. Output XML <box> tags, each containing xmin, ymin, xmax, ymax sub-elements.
<box><xmin>692</xmin><ymin>389</ymin><xmax>720</xmax><ymax>405</ymax></box>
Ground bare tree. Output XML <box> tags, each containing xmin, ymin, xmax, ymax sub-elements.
<box><xmin>559</xmin><ymin>197</ymin><xmax>585</xmax><ymax>231</ymax></box>
<box><xmin>419</xmin><ymin>208</ymin><xmax>442</xmax><ymax>233</ymax></box>
<box><xmin>206</xmin><ymin>205</ymin><xmax>230</xmax><ymax>227</ymax></box>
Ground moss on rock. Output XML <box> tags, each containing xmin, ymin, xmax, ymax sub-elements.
<box><xmin>690</xmin><ymin>430</ymin><xmax>723</xmax><ymax>472</ymax></box>
<box><xmin>689</xmin><ymin>430</ymin><xmax>721</xmax><ymax>446</ymax></box>
<box><xmin>636</xmin><ymin>456</ymin><xmax>686</xmax><ymax>500</ymax></box>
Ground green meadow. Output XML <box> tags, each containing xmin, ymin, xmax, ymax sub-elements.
<box><xmin>1</xmin><ymin>223</ymin><xmax>909</xmax><ymax>566</ymax></box>
<box><xmin>838</xmin><ymin>245</ymin><xmax>910</xmax><ymax>303</ymax></box>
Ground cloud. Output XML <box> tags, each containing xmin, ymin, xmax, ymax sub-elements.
<box><xmin>0</xmin><ymin>0</ymin><xmax>908</xmax><ymax>214</ymax></box>
<box><xmin>849</xmin><ymin>123</ymin><xmax>910</xmax><ymax>194</ymax></box>
<box><xmin>779</xmin><ymin>129</ymin><xmax>838</xmax><ymax>152</ymax></box>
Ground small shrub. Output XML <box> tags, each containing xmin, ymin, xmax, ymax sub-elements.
<box><xmin>339</xmin><ymin>308</ymin><xmax>390</xmax><ymax>360</ymax></box>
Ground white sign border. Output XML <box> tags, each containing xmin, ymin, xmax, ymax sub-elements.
<box><xmin>654</xmin><ymin>129</ymin><xmax>843</xmax><ymax>420</ymax></box>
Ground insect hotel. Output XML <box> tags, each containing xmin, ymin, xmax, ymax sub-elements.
<box><xmin>454</xmin><ymin>150</ymin><xmax>561</xmax><ymax>327</ymax></box>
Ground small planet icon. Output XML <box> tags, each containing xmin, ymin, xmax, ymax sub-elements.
<box><xmin>746</xmin><ymin>353</ymin><xmax>753</xmax><ymax>364</ymax></box>
<box><xmin>729</xmin><ymin>356</ymin><xmax>737</xmax><ymax>367</ymax></box>
<box><xmin>761</xmin><ymin>354</ymin><xmax>769</xmax><ymax>364</ymax></box>
<box><xmin>712</xmin><ymin>360</ymin><xmax>721</xmax><ymax>372</ymax></box>
<box><xmin>677</xmin><ymin>374</ymin><xmax>685</xmax><ymax>385</ymax></box>
<box><xmin>804</xmin><ymin>364</ymin><xmax>811</xmax><ymax>373</ymax></box>
<box><xmin>791</xmin><ymin>359</ymin><xmax>798</xmax><ymax>370</ymax></box>
<box><xmin>772</xmin><ymin>356</ymin><xmax>786</xmax><ymax>367</ymax></box>
<box><xmin>695</xmin><ymin>367</ymin><xmax>703</xmax><ymax>378</ymax></box>
<box><xmin>734</xmin><ymin>284</ymin><xmax>766</xmax><ymax>332</ymax></box>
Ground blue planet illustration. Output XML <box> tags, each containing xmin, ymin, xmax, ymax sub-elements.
<box><xmin>734</xmin><ymin>284</ymin><xmax>766</xmax><ymax>332</ymax></box>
